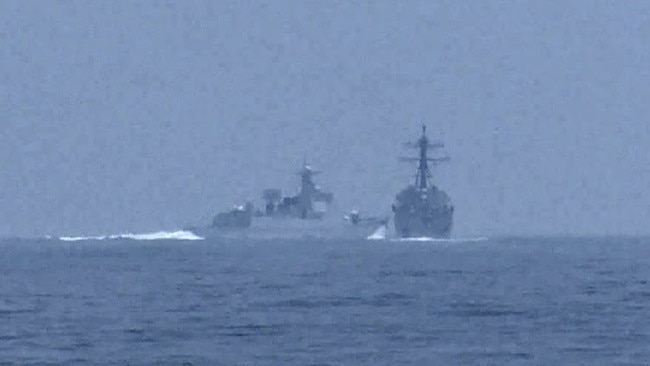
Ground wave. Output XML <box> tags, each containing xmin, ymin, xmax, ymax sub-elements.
<box><xmin>58</xmin><ymin>230</ymin><xmax>204</xmax><ymax>242</ymax></box>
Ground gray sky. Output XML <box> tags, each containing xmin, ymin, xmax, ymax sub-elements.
<box><xmin>2</xmin><ymin>1</ymin><xmax>650</xmax><ymax>237</ymax></box>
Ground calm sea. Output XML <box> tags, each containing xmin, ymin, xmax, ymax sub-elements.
<box><xmin>1</xmin><ymin>236</ymin><xmax>648</xmax><ymax>365</ymax></box>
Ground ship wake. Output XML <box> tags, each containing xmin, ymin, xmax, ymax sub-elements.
<box><xmin>58</xmin><ymin>230</ymin><xmax>204</xmax><ymax>242</ymax></box>
<box><xmin>392</xmin><ymin>236</ymin><xmax>489</xmax><ymax>243</ymax></box>
<box><xmin>366</xmin><ymin>225</ymin><xmax>388</xmax><ymax>240</ymax></box>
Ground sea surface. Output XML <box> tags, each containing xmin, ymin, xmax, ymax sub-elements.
<box><xmin>1</xmin><ymin>235</ymin><xmax>649</xmax><ymax>365</ymax></box>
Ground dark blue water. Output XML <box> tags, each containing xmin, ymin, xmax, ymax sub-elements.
<box><xmin>1</xmin><ymin>236</ymin><xmax>649</xmax><ymax>365</ymax></box>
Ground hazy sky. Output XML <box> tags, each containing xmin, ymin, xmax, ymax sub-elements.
<box><xmin>2</xmin><ymin>1</ymin><xmax>650</xmax><ymax>237</ymax></box>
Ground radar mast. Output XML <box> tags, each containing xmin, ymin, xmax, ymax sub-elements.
<box><xmin>399</xmin><ymin>124</ymin><xmax>449</xmax><ymax>190</ymax></box>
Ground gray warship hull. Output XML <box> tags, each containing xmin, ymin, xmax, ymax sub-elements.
<box><xmin>393</xmin><ymin>208</ymin><xmax>453</xmax><ymax>239</ymax></box>
<box><xmin>392</xmin><ymin>125</ymin><xmax>454</xmax><ymax>239</ymax></box>
<box><xmin>191</xmin><ymin>162</ymin><xmax>388</xmax><ymax>241</ymax></box>
<box><xmin>392</xmin><ymin>185</ymin><xmax>453</xmax><ymax>239</ymax></box>
<box><xmin>187</xmin><ymin>216</ymin><xmax>385</xmax><ymax>240</ymax></box>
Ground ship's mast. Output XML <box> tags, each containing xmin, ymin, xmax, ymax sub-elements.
<box><xmin>298</xmin><ymin>162</ymin><xmax>318</xmax><ymax>196</ymax></box>
<box><xmin>416</xmin><ymin>125</ymin><xmax>429</xmax><ymax>190</ymax></box>
<box><xmin>400</xmin><ymin>124</ymin><xmax>449</xmax><ymax>190</ymax></box>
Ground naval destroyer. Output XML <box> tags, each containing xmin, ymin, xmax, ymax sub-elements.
<box><xmin>392</xmin><ymin>125</ymin><xmax>454</xmax><ymax>238</ymax></box>
<box><xmin>186</xmin><ymin>163</ymin><xmax>387</xmax><ymax>240</ymax></box>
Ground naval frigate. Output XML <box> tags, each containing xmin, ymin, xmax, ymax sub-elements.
<box><xmin>392</xmin><ymin>125</ymin><xmax>454</xmax><ymax>238</ymax></box>
<box><xmin>186</xmin><ymin>162</ymin><xmax>387</xmax><ymax>240</ymax></box>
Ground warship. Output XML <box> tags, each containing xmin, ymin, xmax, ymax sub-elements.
<box><xmin>392</xmin><ymin>125</ymin><xmax>454</xmax><ymax>238</ymax></box>
<box><xmin>187</xmin><ymin>163</ymin><xmax>387</xmax><ymax>240</ymax></box>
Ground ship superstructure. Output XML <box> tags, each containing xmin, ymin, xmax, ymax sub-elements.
<box><xmin>260</xmin><ymin>163</ymin><xmax>333</xmax><ymax>220</ymax></box>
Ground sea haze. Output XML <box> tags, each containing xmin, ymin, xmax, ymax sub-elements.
<box><xmin>3</xmin><ymin>1</ymin><xmax>650</xmax><ymax>238</ymax></box>
<box><xmin>1</xmin><ymin>236</ymin><xmax>648</xmax><ymax>365</ymax></box>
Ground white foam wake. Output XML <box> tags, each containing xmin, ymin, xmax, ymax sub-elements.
<box><xmin>367</xmin><ymin>225</ymin><xmax>387</xmax><ymax>240</ymax></box>
<box><xmin>58</xmin><ymin>230</ymin><xmax>204</xmax><ymax>242</ymax></box>
<box><xmin>392</xmin><ymin>236</ymin><xmax>489</xmax><ymax>242</ymax></box>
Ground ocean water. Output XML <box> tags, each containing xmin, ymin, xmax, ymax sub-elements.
<box><xmin>1</xmin><ymin>236</ymin><xmax>648</xmax><ymax>365</ymax></box>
